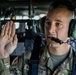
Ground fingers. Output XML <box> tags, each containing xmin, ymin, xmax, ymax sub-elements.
<box><xmin>13</xmin><ymin>34</ymin><xmax>18</xmax><ymax>42</ymax></box>
<box><xmin>8</xmin><ymin>21</ymin><xmax>12</xmax><ymax>37</ymax></box>
<box><xmin>1</xmin><ymin>25</ymin><xmax>6</xmax><ymax>36</ymax></box>
<box><xmin>13</xmin><ymin>34</ymin><xmax>18</xmax><ymax>45</ymax></box>
<box><xmin>1</xmin><ymin>21</ymin><xmax>10</xmax><ymax>36</ymax></box>
<box><xmin>1</xmin><ymin>21</ymin><xmax>16</xmax><ymax>38</ymax></box>
<box><xmin>8</xmin><ymin>21</ymin><xmax>16</xmax><ymax>37</ymax></box>
<box><xmin>11</xmin><ymin>23</ymin><xmax>16</xmax><ymax>37</ymax></box>
<box><xmin>5</xmin><ymin>22</ymin><xmax>10</xmax><ymax>35</ymax></box>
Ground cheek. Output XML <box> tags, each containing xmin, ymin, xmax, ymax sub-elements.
<box><xmin>44</xmin><ymin>27</ymin><xmax>49</xmax><ymax>41</ymax></box>
<box><xmin>44</xmin><ymin>28</ymin><xmax>47</xmax><ymax>37</ymax></box>
<box><xmin>63</xmin><ymin>26</ymin><xmax>69</xmax><ymax>35</ymax></box>
<box><xmin>58</xmin><ymin>27</ymin><xmax>68</xmax><ymax>39</ymax></box>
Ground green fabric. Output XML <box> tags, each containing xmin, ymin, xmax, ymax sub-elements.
<box><xmin>39</xmin><ymin>46</ymin><xmax>73</xmax><ymax>75</ymax></box>
<box><xmin>0</xmin><ymin>60</ymin><xmax>10</xmax><ymax>75</ymax></box>
<box><xmin>0</xmin><ymin>60</ymin><xmax>5</xmax><ymax>71</ymax></box>
<box><xmin>48</xmin><ymin>50</ymin><xmax>69</xmax><ymax>70</ymax></box>
<box><xmin>0</xmin><ymin>46</ymin><xmax>74</xmax><ymax>75</ymax></box>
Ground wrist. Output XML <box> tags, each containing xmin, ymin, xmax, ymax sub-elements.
<box><xmin>0</xmin><ymin>52</ymin><xmax>9</xmax><ymax>59</ymax></box>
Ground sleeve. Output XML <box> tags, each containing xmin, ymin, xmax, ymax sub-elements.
<box><xmin>0</xmin><ymin>51</ymin><xmax>31</xmax><ymax>75</ymax></box>
<box><xmin>10</xmin><ymin>51</ymin><xmax>31</xmax><ymax>75</ymax></box>
<box><xmin>0</xmin><ymin>57</ymin><xmax>10</xmax><ymax>75</ymax></box>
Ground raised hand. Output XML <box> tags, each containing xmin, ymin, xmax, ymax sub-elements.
<box><xmin>0</xmin><ymin>21</ymin><xmax>18</xmax><ymax>59</ymax></box>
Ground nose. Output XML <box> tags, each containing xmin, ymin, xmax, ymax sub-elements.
<box><xmin>49</xmin><ymin>24</ymin><xmax>56</xmax><ymax>34</ymax></box>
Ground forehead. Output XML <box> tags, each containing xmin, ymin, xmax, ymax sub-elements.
<box><xmin>46</xmin><ymin>7</ymin><xmax>72</xmax><ymax>20</ymax></box>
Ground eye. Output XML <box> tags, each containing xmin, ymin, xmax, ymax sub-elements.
<box><xmin>55</xmin><ymin>22</ymin><xmax>63</xmax><ymax>28</ymax></box>
<box><xmin>56</xmin><ymin>22</ymin><xmax>60</xmax><ymax>26</ymax></box>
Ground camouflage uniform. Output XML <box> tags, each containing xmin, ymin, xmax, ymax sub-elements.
<box><xmin>0</xmin><ymin>57</ymin><xmax>10</xmax><ymax>75</ymax></box>
<box><xmin>0</xmin><ymin>46</ymin><xmax>74</xmax><ymax>75</ymax></box>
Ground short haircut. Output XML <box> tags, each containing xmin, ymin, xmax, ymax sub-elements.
<box><xmin>48</xmin><ymin>0</ymin><xmax>75</xmax><ymax>19</ymax></box>
<box><xmin>49</xmin><ymin>0</ymin><xmax>75</xmax><ymax>11</ymax></box>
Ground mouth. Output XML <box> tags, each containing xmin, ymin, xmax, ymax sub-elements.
<box><xmin>47</xmin><ymin>35</ymin><xmax>56</xmax><ymax>40</ymax></box>
<box><xmin>48</xmin><ymin>36</ymin><xmax>64</xmax><ymax>44</ymax></box>
<box><xmin>47</xmin><ymin>36</ymin><xmax>56</xmax><ymax>43</ymax></box>
<box><xmin>48</xmin><ymin>36</ymin><xmax>56</xmax><ymax>42</ymax></box>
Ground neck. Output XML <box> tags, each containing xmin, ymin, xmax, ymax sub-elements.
<box><xmin>48</xmin><ymin>43</ymin><xmax>70</xmax><ymax>55</ymax></box>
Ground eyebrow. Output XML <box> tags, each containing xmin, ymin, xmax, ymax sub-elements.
<box><xmin>45</xmin><ymin>19</ymin><xmax>63</xmax><ymax>23</ymax></box>
<box><xmin>55</xmin><ymin>20</ymin><xmax>63</xmax><ymax>23</ymax></box>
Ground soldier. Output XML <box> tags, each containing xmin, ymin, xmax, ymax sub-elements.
<box><xmin>0</xmin><ymin>0</ymin><xmax>76</xmax><ymax>75</ymax></box>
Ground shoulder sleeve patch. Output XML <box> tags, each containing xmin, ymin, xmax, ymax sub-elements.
<box><xmin>12</xmin><ymin>57</ymin><xmax>19</xmax><ymax>65</ymax></box>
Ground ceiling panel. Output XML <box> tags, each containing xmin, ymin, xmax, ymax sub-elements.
<box><xmin>0</xmin><ymin>0</ymin><xmax>76</xmax><ymax>18</ymax></box>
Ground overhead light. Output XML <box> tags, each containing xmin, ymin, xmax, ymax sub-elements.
<box><xmin>39</xmin><ymin>14</ymin><xmax>46</xmax><ymax>18</ymax></box>
<box><xmin>32</xmin><ymin>16</ymin><xmax>40</xmax><ymax>20</ymax></box>
<box><xmin>5</xmin><ymin>17</ymin><xmax>10</xmax><ymax>20</ymax></box>
<box><xmin>16</xmin><ymin>16</ymin><xmax>23</xmax><ymax>20</ymax></box>
<box><xmin>0</xmin><ymin>17</ymin><xmax>4</xmax><ymax>20</ymax></box>
<box><xmin>22</xmin><ymin>16</ymin><xmax>29</xmax><ymax>19</ymax></box>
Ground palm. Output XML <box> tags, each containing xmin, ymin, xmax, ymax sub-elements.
<box><xmin>0</xmin><ymin>21</ymin><xmax>18</xmax><ymax>59</ymax></box>
<box><xmin>5</xmin><ymin>36</ymin><xmax>17</xmax><ymax>56</ymax></box>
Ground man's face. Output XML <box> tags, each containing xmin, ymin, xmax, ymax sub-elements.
<box><xmin>45</xmin><ymin>7</ymin><xmax>72</xmax><ymax>48</ymax></box>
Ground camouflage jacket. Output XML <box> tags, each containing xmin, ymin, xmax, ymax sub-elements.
<box><xmin>0</xmin><ymin>46</ymin><xmax>75</xmax><ymax>75</ymax></box>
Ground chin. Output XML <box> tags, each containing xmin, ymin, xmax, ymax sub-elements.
<box><xmin>52</xmin><ymin>43</ymin><xmax>60</xmax><ymax>48</ymax></box>
<box><xmin>48</xmin><ymin>41</ymin><xmax>60</xmax><ymax>48</ymax></box>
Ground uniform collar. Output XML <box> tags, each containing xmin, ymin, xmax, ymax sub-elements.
<box><xmin>39</xmin><ymin>46</ymin><xmax>73</xmax><ymax>71</ymax></box>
